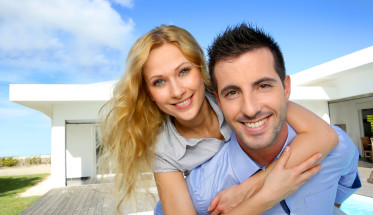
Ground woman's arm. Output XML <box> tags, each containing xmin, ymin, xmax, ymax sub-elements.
<box><xmin>209</xmin><ymin>101</ymin><xmax>339</xmax><ymax>214</ymax></box>
<box><xmin>224</xmin><ymin>147</ymin><xmax>322</xmax><ymax>215</ymax></box>
<box><xmin>284</xmin><ymin>101</ymin><xmax>338</xmax><ymax>167</ymax></box>
<box><xmin>154</xmin><ymin>171</ymin><xmax>196</xmax><ymax>215</ymax></box>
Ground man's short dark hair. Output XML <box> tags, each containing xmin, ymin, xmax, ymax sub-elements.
<box><xmin>208</xmin><ymin>23</ymin><xmax>286</xmax><ymax>91</ymax></box>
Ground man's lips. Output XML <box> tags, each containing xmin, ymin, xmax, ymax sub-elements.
<box><xmin>242</xmin><ymin>116</ymin><xmax>269</xmax><ymax>128</ymax></box>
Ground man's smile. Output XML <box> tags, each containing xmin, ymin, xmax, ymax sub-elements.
<box><xmin>243</xmin><ymin>117</ymin><xmax>269</xmax><ymax>128</ymax></box>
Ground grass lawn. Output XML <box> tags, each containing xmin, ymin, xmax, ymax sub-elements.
<box><xmin>0</xmin><ymin>174</ymin><xmax>49</xmax><ymax>215</ymax></box>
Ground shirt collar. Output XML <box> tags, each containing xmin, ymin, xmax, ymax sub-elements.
<box><xmin>205</xmin><ymin>92</ymin><xmax>224</xmax><ymax>128</ymax></box>
<box><xmin>205</xmin><ymin>91</ymin><xmax>232</xmax><ymax>141</ymax></box>
<box><xmin>229</xmin><ymin>123</ymin><xmax>296</xmax><ymax>183</ymax></box>
<box><xmin>229</xmin><ymin>133</ymin><xmax>262</xmax><ymax>183</ymax></box>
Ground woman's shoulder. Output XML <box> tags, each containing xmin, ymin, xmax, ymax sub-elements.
<box><xmin>154</xmin><ymin>120</ymin><xmax>175</xmax><ymax>153</ymax></box>
<box><xmin>154</xmin><ymin>118</ymin><xmax>187</xmax><ymax>159</ymax></box>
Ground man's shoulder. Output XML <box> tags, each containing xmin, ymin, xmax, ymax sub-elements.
<box><xmin>331</xmin><ymin>125</ymin><xmax>357</xmax><ymax>154</ymax></box>
<box><xmin>321</xmin><ymin>125</ymin><xmax>359</xmax><ymax>168</ymax></box>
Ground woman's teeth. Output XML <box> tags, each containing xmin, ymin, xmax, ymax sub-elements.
<box><xmin>244</xmin><ymin>118</ymin><xmax>267</xmax><ymax>128</ymax></box>
<box><xmin>176</xmin><ymin>98</ymin><xmax>190</xmax><ymax>106</ymax></box>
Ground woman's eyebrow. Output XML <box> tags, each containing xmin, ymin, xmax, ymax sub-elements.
<box><xmin>174</xmin><ymin>62</ymin><xmax>190</xmax><ymax>72</ymax></box>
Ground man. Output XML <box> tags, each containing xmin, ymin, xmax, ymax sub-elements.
<box><xmin>185</xmin><ymin>23</ymin><xmax>361</xmax><ymax>214</ymax></box>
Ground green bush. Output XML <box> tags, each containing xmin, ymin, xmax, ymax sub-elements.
<box><xmin>26</xmin><ymin>156</ymin><xmax>42</xmax><ymax>165</ymax></box>
<box><xmin>0</xmin><ymin>157</ymin><xmax>19</xmax><ymax>167</ymax></box>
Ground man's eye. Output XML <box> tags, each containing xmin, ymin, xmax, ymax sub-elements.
<box><xmin>154</xmin><ymin>80</ymin><xmax>165</xmax><ymax>86</ymax></box>
<box><xmin>259</xmin><ymin>84</ymin><xmax>271</xmax><ymax>89</ymax></box>
<box><xmin>225</xmin><ymin>90</ymin><xmax>237</xmax><ymax>97</ymax></box>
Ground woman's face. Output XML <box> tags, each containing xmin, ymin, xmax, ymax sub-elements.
<box><xmin>143</xmin><ymin>43</ymin><xmax>206</xmax><ymax>122</ymax></box>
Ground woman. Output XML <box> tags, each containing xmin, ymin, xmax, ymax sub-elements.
<box><xmin>99</xmin><ymin>25</ymin><xmax>338</xmax><ymax>214</ymax></box>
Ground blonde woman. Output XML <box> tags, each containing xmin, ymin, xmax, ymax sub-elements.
<box><xmin>100</xmin><ymin>25</ymin><xmax>338</xmax><ymax>214</ymax></box>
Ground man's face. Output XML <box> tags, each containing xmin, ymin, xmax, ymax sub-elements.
<box><xmin>214</xmin><ymin>47</ymin><xmax>290</xmax><ymax>151</ymax></box>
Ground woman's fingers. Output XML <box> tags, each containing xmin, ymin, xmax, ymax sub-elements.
<box><xmin>276</xmin><ymin>146</ymin><xmax>291</xmax><ymax>168</ymax></box>
<box><xmin>293</xmin><ymin>152</ymin><xmax>322</xmax><ymax>174</ymax></box>
<box><xmin>298</xmin><ymin>164</ymin><xmax>322</xmax><ymax>184</ymax></box>
<box><xmin>208</xmin><ymin>193</ymin><xmax>221</xmax><ymax>212</ymax></box>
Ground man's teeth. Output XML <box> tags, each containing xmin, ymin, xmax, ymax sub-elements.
<box><xmin>244</xmin><ymin>118</ymin><xmax>267</xmax><ymax>128</ymax></box>
<box><xmin>176</xmin><ymin>98</ymin><xmax>190</xmax><ymax>106</ymax></box>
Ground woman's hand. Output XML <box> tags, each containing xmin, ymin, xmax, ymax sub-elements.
<box><xmin>259</xmin><ymin>146</ymin><xmax>323</xmax><ymax>206</ymax></box>
<box><xmin>208</xmin><ymin>170</ymin><xmax>267</xmax><ymax>214</ymax></box>
<box><xmin>208</xmin><ymin>184</ymin><xmax>245</xmax><ymax>215</ymax></box>
<box><xmin>210</xmin><ymin>147</ymin><xmax>323</xmax><ymax>215</ymax></box>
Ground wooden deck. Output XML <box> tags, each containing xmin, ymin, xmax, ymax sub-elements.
<box><xmin>20</xmin><ymin>160</ymin><xmax>373</xmax><ymax>215</ymax></box>
<box><xmin>20</xmin><ymin>184</ymin><xmax>158</xmax><ymax>215</ymax></box>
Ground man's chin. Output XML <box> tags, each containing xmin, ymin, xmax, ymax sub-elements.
<box><xmin>244</xmin><ymin>142</ymin><xmax>272</xmax><ymax>151</ymax></box>
<box><xmin>236</xmin><ymin>134</ymin><xmax>273</xmax><ymax>150</ymax></box>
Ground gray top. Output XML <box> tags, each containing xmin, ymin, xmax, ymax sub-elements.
<box><xmin>153</xmin><ymin>92</ymin><xmax>232</xmax><ymax>174</ymax></box>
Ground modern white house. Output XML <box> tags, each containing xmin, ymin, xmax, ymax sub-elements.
<box><xmin>9</xmin><ymin>46</ymin><xmax>373</xmax><ymax>188</ymax></box>
<box><xmin>9</xmin><ymin>82</ymin><xmax>115</xmax><ymax>187</ymax></box>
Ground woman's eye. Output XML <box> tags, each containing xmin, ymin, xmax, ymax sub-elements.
<box><xmin>179</xmin><ymin>68</ymin><xmax>190</xmax><ymax>76</ymax></box>
<box><xmin>154</xmin><ymin>80</ymin><xmax>165</xmax><ymax>86</ymax></box>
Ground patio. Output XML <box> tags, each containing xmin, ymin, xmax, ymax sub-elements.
<box><xmin>20</xmin><ymin>183</ymin><xmax>158</xmax><ymax>215</ymax></box>
<box><xmin>20</xmin><ymin>160</ymin><xmax>372</xmax><ymax>215</ymax></box>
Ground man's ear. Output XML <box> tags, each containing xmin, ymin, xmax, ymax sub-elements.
<box><xmin>284</xmin><ymin>75</ymin><xmax>291</xmax><ymax>101</ymax></box>
<box><xmin>213</xmin><ymin>91</ymin><xmax>222</xmax><ymax>108</ymax></box>
<box><xmin>284</xmin><ymin>75</ymin><xmax>291</xmax><ymax>102</ymax></box>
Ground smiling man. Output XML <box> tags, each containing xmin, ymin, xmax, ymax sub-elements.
<box><xmin>185</xmin><ymin>23</ymin><xmax>361</xmax><ymax>214</ymax></box>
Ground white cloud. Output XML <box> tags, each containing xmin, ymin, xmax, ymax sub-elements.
<box><xmin>0</xmin><ymin>0</ymin><xmax>135</xmax><ymax>83</ymax></box>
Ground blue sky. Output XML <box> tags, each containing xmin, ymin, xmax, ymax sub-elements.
<box><xmin>1</xmin><ymin>0</ymin><xmax>372</xmax><ymax>157</ymax></box>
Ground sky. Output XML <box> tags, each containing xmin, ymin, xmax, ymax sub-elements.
<box><xmin>1</xmin><ymin>0</ymin><xmax>373</xmax><ymax>157</ymax></box>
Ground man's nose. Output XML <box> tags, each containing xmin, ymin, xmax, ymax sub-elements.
<box><xmin>241</xmin><ymin>93</ymin><xmax>261</xmax><ymax>118</ymax></box>
<box><xmin>170</xmin><ymin>79</ymin><xmax>186</xmax><ymax>99</ymax></box>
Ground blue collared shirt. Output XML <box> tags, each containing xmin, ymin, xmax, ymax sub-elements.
<box><xmin>185</xmin><ymin>124</ymin><xmax>361</xmax><ymax>215</ymax></box>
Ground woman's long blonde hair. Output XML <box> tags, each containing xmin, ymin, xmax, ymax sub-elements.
<box><xmin>99</xmin><ymin>25</ymin><xmax>211</xmax><ymax>213</ymax></box>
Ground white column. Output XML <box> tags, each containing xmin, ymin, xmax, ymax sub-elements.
<box><xmin>50</xmin><ymin>109</ymin><xmax>66</xmax><ymax>187</ymax></box>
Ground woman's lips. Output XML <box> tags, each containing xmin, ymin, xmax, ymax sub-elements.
<box><xmin>173</xmin><ymin>95</ymin><xmax>193</xmax><ymax>110</ymax></box>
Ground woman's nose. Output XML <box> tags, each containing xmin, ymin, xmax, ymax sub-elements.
<box><xmin>170</xmin><ymin>80</ymin><xmax>186</xmax><ymax>99</ymax></box>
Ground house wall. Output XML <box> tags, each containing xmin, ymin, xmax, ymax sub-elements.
<box><xmin>291</xmin><ymin>100</ymin><xmax>331</xmax><ymax>124</ymax></box>
<box><xmin>329</xmin><ymin>96</ymin><xmax>373</xmax><ymax>156</ymax></box>
<box><xmin>315</xmin><ymin>67</ymin><xmax>373</xmax><ymax>100</ymax></box>
<box><xmin>332</xmin><ymin>69</ymin><xmax>372</xmax><ymax>99</ymax></box>
<box><xmin>51</xmin><ymin>102</ymin><xmax>104</xmax><ymax>187</ymax></box>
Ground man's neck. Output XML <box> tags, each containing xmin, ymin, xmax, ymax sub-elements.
<box><xmin>242</xmin><ymin>123</ymin><xmax>289</xmax><ymax>167</ymax></box>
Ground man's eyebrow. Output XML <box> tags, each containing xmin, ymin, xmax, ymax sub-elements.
<box><xmin>220</xmin><ymin>85</ymin><xmax>240</xmax><ymax>96</ymax></box>
<box><xmin>252</xmin><ymin>77</ymin><xmax>277</xmax><ymax>87</ymax></box>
